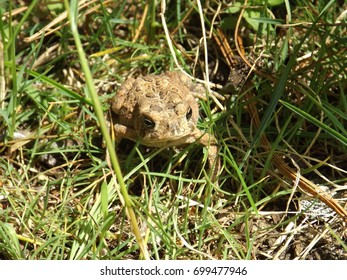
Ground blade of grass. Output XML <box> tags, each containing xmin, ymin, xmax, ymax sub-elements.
<box><xmin>0</xmin><ymin>222</ymin><xmax>24</xmax><ymax>259</ymax></box>
<box><xmin>63</xmin><ymin>0</ymin><xmax>149</xmax><ymax>259</ymax></box>
<box><xmin>280</xmin><ymin>100</ymin><xmax>347</xmax><ymax>146</ymax></box>
<box><xmin>240</xmin><ymin>0</ymin><xmax>338</xmax><ymax>168</ymax></box>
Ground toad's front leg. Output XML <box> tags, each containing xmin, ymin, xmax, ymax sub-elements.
<box><xmin>113</xmin><ymin>124</ymin><xmax>139</xmax><ymax>144</ymax></box>
<box><xmin>191</xmin><ymin>129</ymin><xmax>220</xmax><ymax>182</ymax></box>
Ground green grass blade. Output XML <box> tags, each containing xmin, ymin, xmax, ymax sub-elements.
<box><xmin>280</xmin><ymin>100</ymin><xmax>347</xmax><ymax>146</ymax></box>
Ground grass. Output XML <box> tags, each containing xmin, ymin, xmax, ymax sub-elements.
<box><xmin>0</xmin><ymin>0</ymin><xmax>346</xmax><ymax>260</ymax></box>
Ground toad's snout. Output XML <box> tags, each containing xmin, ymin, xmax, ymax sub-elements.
<box><xmin>166</xmin><ymin>120</ymin><xmax>195</xmax><ymax>137</ymax></box>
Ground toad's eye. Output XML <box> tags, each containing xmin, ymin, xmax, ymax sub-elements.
<box><xmin>186</xmin><ymin>107</ymin><xmax>193</xmax><ymax>120</ymax></box>
<box><xmin>143</xmin><ymin>117</ymin><xmax>155</xmax><ymax>129</ymax></box>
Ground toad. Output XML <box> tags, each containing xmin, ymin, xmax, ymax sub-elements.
<box><xmin>110</xmin><ymin>71</ymin><xmax>219</xmax><ymax>180</ymax></box>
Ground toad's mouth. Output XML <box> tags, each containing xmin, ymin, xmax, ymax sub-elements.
<box><xmin>138</xmin><ymin>118</ymin><xmax>199</xmax><ymax>147</ymax></box>
<box><xmin>140</xmin><ymin>126</ymin><xmax>203</xmax><ymax>148</ymax></box>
